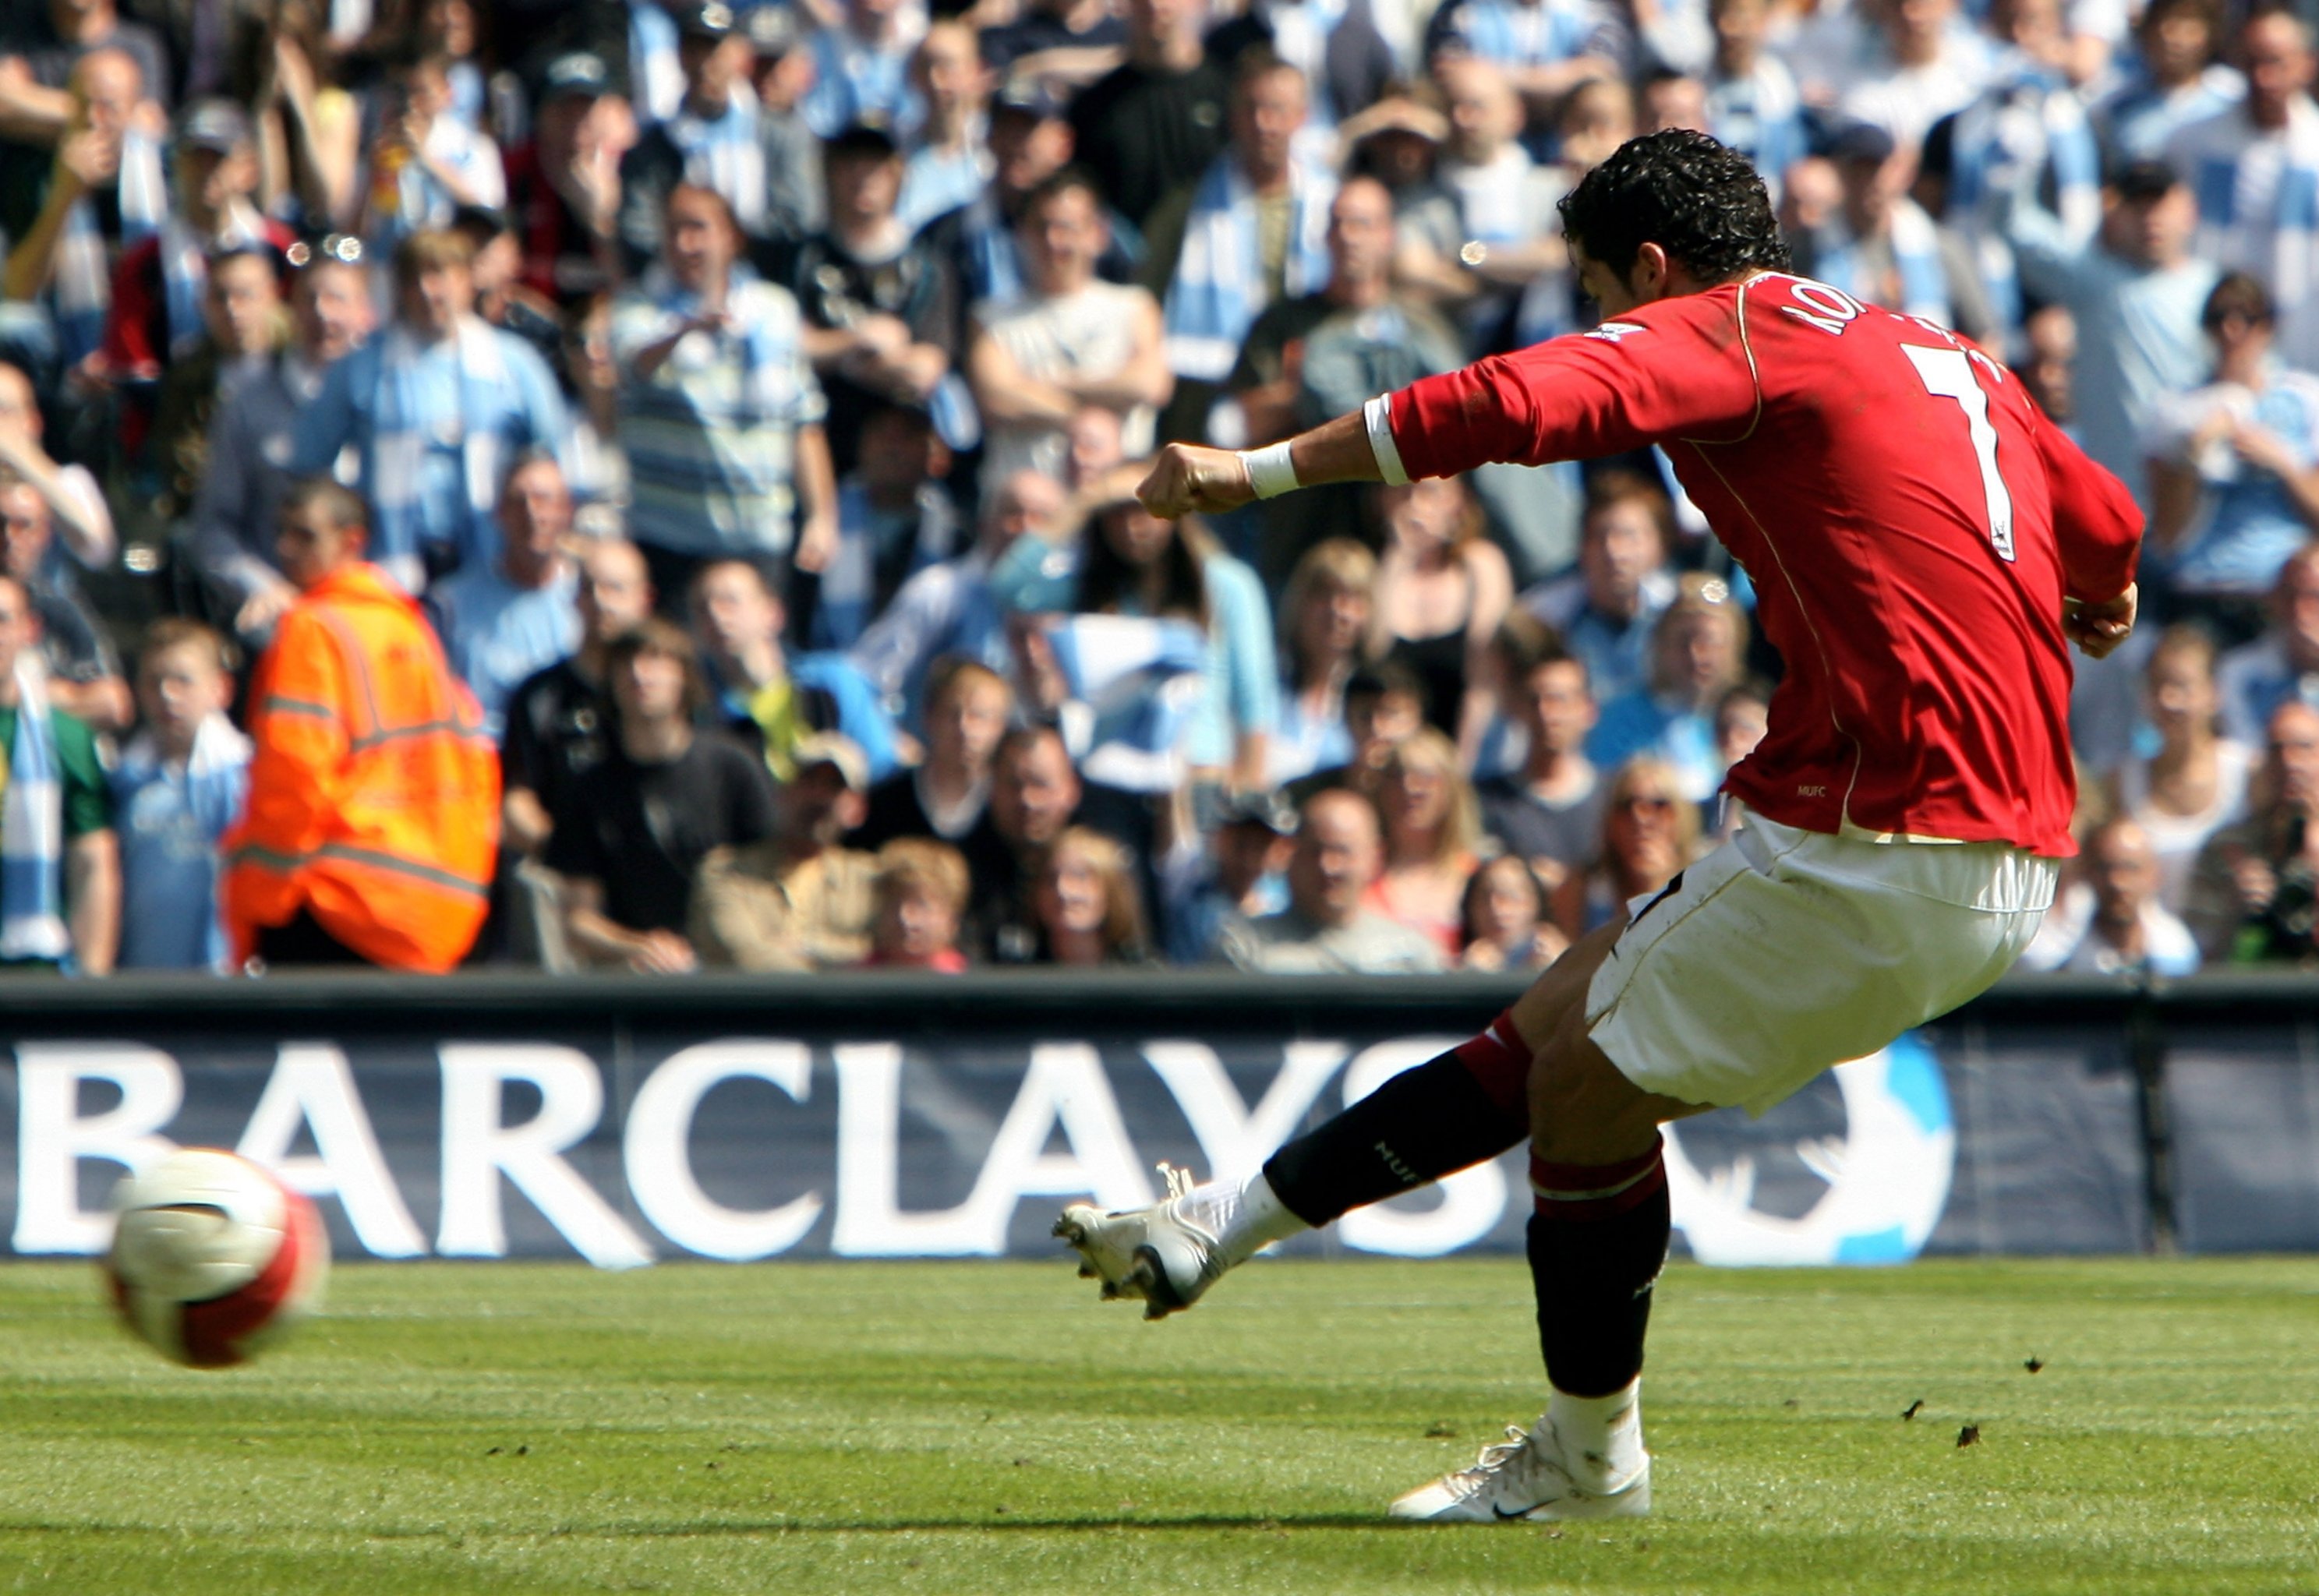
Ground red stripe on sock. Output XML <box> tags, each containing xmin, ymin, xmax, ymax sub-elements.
<box><xmin>1454</xmin><ymin>1008</ymin><xmax>1532</xmax><ymax>1118</ymax></box>
<box><xmin>1531</xmin><ymin>1138</ymin><xmax>1667</xmax><ymax>1220</ymax></box>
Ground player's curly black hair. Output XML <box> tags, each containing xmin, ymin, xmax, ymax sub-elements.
<box><xmin>1557</xmin><ymin>129</ymin><xmax>1791</xmax><ymax>284</ymax></box>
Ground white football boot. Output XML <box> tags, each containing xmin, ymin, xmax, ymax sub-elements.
<box><xmin>1055</xmin><ymin>1166</ymin><xmax>1263</xmax><ymax>1319</ymax></box>
<box><xmin>1388</xmin><ymin>1416</ymin><xmax>1652</xmax><ymax>1524</ymax></box>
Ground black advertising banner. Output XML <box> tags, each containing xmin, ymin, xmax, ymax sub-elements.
<box><xmin>0</xmin><ymin>973</ymin><xmax>2310</xmax><ymax>1265</ymax></box>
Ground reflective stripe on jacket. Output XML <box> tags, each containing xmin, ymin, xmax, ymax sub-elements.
<box><xmin>223</xmin><ymin>562</ymin><xmax>501</xmax><ymax>970</ymax></box>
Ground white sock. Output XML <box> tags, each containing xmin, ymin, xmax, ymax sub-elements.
<box><xmin>1182</xmin><ymin>1171</ymin><xmax>1310</xmax><ymax>1268</ymax></box>
<box><xmin>1547</xmin><ymin>1379</ymin><xmax>1646</xmax><ymax>1491</ymax></box>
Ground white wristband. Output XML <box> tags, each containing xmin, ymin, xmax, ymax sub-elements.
<box><xmin>1364</xmin><ymin>394</ymin><xmax>1410</xmax><ymax>486</ymax></box>
<box><xmin>1239</xmin><ymin>440</ymin><xmax>1301</xmax><ymax>500</ymax></box>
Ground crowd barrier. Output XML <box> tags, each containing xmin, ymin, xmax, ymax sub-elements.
<box><xmin>2</xmin><ymin>971</ymin><xmax>2314</xmax><ymax>1266</ymax></box>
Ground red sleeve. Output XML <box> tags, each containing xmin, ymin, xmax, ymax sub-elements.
<box><xmin>2035</xmin><ymin>409</ymin><xmax>2142</xmax><ymax>604</ymax></box>
<box><xmin>1387</xmin><ymin>291</ymin><xmax>1762</xmax><ymax>481</ymax></box>
<box><xmin>99</xmin><ymin>238</ymin><xmax>164</xmax><ymax>375</ymax></box>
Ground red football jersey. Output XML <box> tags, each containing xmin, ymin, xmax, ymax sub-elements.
<box><xmin>1386</xmin><ymin>274</ymin><xmax>2142</xmax><ymax>857</ymax></box>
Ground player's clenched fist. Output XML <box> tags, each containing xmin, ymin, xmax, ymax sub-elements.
<box><xmin>1137</xmin><ymin>443</ymin><xmax>1258</xmax><ymax>519</ymax></box>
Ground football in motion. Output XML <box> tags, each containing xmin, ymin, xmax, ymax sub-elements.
<box><xmin>104</xmin><ymin>1149</ymin><xmax>329</xmax><ymax>1368</ymax></box>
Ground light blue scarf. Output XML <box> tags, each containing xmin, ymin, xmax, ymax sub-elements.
<box><xmin>1162</xmin><ymin>157</ymin><xmax>1334</xmax><ymax>383</ymax></box>
<box><xmin>1</xmin><ymin>659</ymin><xmax>69</xmax><ymax>964</ymax></box>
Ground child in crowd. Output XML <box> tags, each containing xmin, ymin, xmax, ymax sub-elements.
<box><xmin>108</xmin><ymin>622</ymin><xmax>251</xmax><ymax>972</ymax></box>
<box><xmin>864</xmin><ymin>838</ymin><xmax>972</xmax><ymax>972</ymax></box>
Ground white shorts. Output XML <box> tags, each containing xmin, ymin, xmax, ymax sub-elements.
<box><xmin>1585</xmin><ymin>814</ymin><xmax>2059</xmax><ymax>1118</ymax></box>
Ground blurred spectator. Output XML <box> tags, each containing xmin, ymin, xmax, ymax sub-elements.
<box><xmin>1554</xmin><ymin>76</ymin><xmax>1635</xmax><ymax>175</ymax></box>
<box><xmin>898</xmin><ymin>22</ymin><xmax>992</xmax><ymax>233</ymax></box>
<box><xmin>2145</xmin><ymin>274</ymin><xmax>2319</xmax><ymax>627</ymax></box>
<box><xmin>1640</xmin><ymin>71</ymin><xmax>1709</xmax><ymax>135</ymax></box>
<box><xmin>292</xmin><ymin>227</ymin><xmax>567</xmax><ymax>590</ymax></box>
<box><xmin>2017</xmin><ymin>301</ymin><xmax>2077</xmax><ymax>422</ymax></box>
<box><xmin>2217</xmin><ymin>540</ymin><xmax>2319</xmax><ymax>745</ymax></box>
<box><xmin>854</xmin><ymin>468</ymin><xmax>1063</xmax><ymax>725</ymax></box>
<box><xmin>2093</xmin><ymin>0</ymin><xmax>2243</xmax><ymax>163</ymax></box>
<box><xmin>1271</xmin><ymin>537</ymin><xmax>1375</xmax><ymax>786</ymax></box>
<box><xmin>3</xmin><ymin>48</ymin><xmax>165</xmax><ymax>369</ymax></box>
<box><xmin>968</xmin><ymin>169</ymin><xmax>1170</xmax><ymax>486</ymax></box>
<box><xmin>961</xmin><ymin>720</ymin><xmax>1151</xmax><ymax>959</ymax></box>
<box><xmin>426</xmin><ymin>452</ymin><xmax>582</xmax><ymax>736</ymax></box>
<box><xmin>2165</xmin><ymin>5</ymin><xmax>2319</xmax><ymax>368</ymax></box>
<box><xmin>363</xmin><ymin>48</ymin><xmax>505</xmax><ymax>242</ymax></box>
<box><xmin>222</xmin><ymin>480</ymin><xmax>498</xmax><ymax>970</ymax></box>
<box><xmin>1335</xmin><ymin>94</ymin><xmax>1462</xmax><ymax>289</ymax></box>
<box><xmin>506</xmin><ymin>51</ymin><xmax>628</xmax><ymax>306</ymax></box>
<box><xmin>614</xmin><ymin>182</ymin><xmax>834</xmax><ymax>591</ymax></box>
<box><xmin>0</xmin><ymin>573</ymin><xmax>118</xmax><ymax>974</ymax></box>
<box><xmin>1589</xmin><ymin>574</ymin><xmax>1748</xmax><ymax>803</ymax></box>
<box><xmin>1165</xmin><ymin>784</ymin><xmax>1292</xmax><ymax>962</ymax></box>
<box><xmin>1436</xmin><ymin>57</ymin><xmax>1568</xmax><ymax>342</ymax></box>
<box><xmin>688</xmin><ymin>556</ymin><xmax>896</xmax><ymax>782</ymax></box>
<box><xmin>2003</xmin><ymin>158</ymin><xmax>2217</xmax><ymax>507</ymax></box>
<box><xmin>144</xmin><ymin>243</ymin><xmax>283</xmax><ymax>531</ymax></box>
<box><xmin>1067</xmin><ymin>0</ymin><xmax>1231</xmax><ymax>232</ymax></box>
<box><xmin>1204</xmin><ymin>0</ymin><xmax>1396</xmax><ymax>136</ymax></box>
<box><xmin>931</xmin><ymin>83</ymin><xmax>1126</xmax><ymax>307</ymax></box>
<box><xmin>1218</xmin><ymin>172</ymin><xmax>1462</xmax><ymax>582</ymax></box>
<box><xmin>0</xmin><ymin>0</ymin><xmax>168</xmax><ymax>136</ymax></box>
<box><xmin>1073</xmin><ymin>493</ymin><xmax>1275</xmax><ymax>788</ymax></box>
<box><xmin>1371</xmin><ymin>475</ymin><xmax>1510</xmax><ymax>765</ymax></box>
<box><xmin>1520</xmin><ymin>469</ymin><xmax>1676</xmax><ymax>706</ymax></box>
<box><xmin>1807</xmin><ymin>119</ymin><xmax>1958</xmax><ymax>327</ymax></box>
<box><xmin>863</xmin><ymin>835</ymin><xmax>972</xmax><ymax>970</ymax></box>
<box><xmin>853</xmin><ymin>656</ymin><xmax>1012</xmax><ymax>849</ymax></box>
<box><xmin>109</xmin><ymin>619</ymin><xmax>248</xmax><ymax>971</ymax></box>
<box><xmin>1145</xmin><ymin>51</ymin><xmax>1333</xmax><ymax>418</ymax></box>
<box><xmin>1460</xmin><ymin>853</ymin><xmax>1568</xmax><ymax>971</ymax></box>
<box><xmin>792</xmin><ymin>122</ymin><xmax>958</xmax><ymax>471</ymax></box>
<box><xmin>745</xmin><ymin>8</ymin><xmax>823</xmax><ymax>248</ymax></box>
<box><xmin>2109</xmin><ymin>624</ymin><xmax>2254</xmax><ymax>912</ymax></box>
<box><xmin>1027</xmin><ymin>824</ymin><xmax>1152</xmax><ymax>964</ymax></box>
<box><xmin>1558</xmin><ymin>754</ymin><xmax>1699</xmax><ymax>937</ymax></box>
<box><xmin>2183</xmin><ymin>699</ymin><xmax>2319</xmax><ymax>963</ymax></box>
<box><xmin>691</xmin><ymin>729</ymin><xmax>878</xmax><ymax>969</ymax></box>
<box><xmin>1423</xmin><ymin>0</ymin><xmax>1622</xmax><ymax>138</ymax></box>
<box><xmin>0</xmin><ymin>477</ymin><xmax>129</xmax><ymax>728</ymax></box>
<box><xmin>803</xmin><ymin>0</ymin><xmax>922</xmax><ymax>139</ymax></box>
<box><xmin>807</xmin><ymin>400</ymin><xmax>958</xmax><ymax>651</ymax></box>
<box><xmin>1920</xmin><ymin>0</ymin><xmax>2102</xmax><ymax>350</ymax></box>
<box><xmin>1285</xmin><ymin>659</ymin><xmax>1426</xmax><ymax>803</ymax></box>
<box><xmin>1837</xmin><ymin>0</ymin><xmax>1993</xmax><ymax>153</ymax></box>
<box><xmin>0</xmin><ymin>360</ymin><xmax>111</xmax><ymax>579</ymax></box>
<box><xmin>1215</xmin><ymin>786</ymin><xmax>1442</xmax><ymax>971</ymax></box>
<box><xmin>190</xmin><ymin>245</ymin><xmax>372</xmax><ymax>643</ymax></box>
<box><xmin>1367</xmin><ymin>726</ymin><xmax>1482</xmax><ymax>955</ymax></box>
<box><xmin>1705</xmin><ymin>0</ymin><xmax>1804</xmax><ymax>200</ymax></box>
<box><xmin>241</xmin><ymin>0</ymin><xmax>362</xmax><ymax>230</ymax></box>
<box><xmin>98</xmin><ymin>99</ymin><xmax>290</xmax><ymax>390</ymax></box>
<box><xmin>457</xmin><ymin>203</ymin><xmax>564</xmax><ymax>370</ymax></box>
<box><xmin>1478</xmin><ymin>639</ymin><xmax>1603</xmax><ymax>892</ymax></box>
<box><xmin>499</xmin><ymin>536</ymin><xmax>654</xmax><ymax>858</ymax></box>
<box><xmin>2020</xmin><ymin>816</ymin><xmax>2202</xmax><ymax>975</ymax></box>
<box><xmin>617</xmin><ymin>2</ymin><xmax>765</xmax><ymax>268</ymax></box>
<box><xmin>545</xmin><ymin>617</ymin><xmax>775</xmax><ymax>973</ymax></box>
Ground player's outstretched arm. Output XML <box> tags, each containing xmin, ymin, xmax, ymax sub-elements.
<box><xmin>1138</xmin><ymin>411</ymin><xmax>1380</xmax><ymax>520</ymax></box>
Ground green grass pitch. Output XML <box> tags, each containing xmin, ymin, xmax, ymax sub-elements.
<box><xmin>2</xmin><ymin>1256</ymin><xmax>2316</xmax><ymax>1594</ymax></box>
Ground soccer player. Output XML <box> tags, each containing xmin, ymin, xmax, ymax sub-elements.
<box><xmin>1056</xmin><ymin>129</ymin><xmax>2141</xmax><ymax>1523</ymax></box>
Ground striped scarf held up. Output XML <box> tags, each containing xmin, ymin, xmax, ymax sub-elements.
<box><xmin>53</xmin><ymin>128</ymin><xmax>166</xmax><ymax>365</ymax></box>
<box><xmin>1</xmin><ymin>658</ymin><xmax>69</xmax><ymax>965</ymax></box>
<box><xmin>1161</xmin><ymin>156</ymin><xmax>1335</xmax><ymax>383</ymax></box>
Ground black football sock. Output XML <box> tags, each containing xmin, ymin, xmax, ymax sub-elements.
<box><xmin>1526</xmin><ymin>1138</ymin><xmax>1671</xmax><ymax>1400</ymax></box>
<box><xmin>1260</xmin><ymin>1011</ymin><xmax>1532</xmax><ymax>1227</ymax></box>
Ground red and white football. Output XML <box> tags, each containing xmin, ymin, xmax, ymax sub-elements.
<box><xmin>104</xmin><ymin>1148</ymin><xmax>330</xmax><ymax>1368</ymax></box>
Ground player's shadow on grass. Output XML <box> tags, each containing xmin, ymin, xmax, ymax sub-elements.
<box><xmin>627</xmin><ymin>1514</ymin><xmax>1533</xmax><ymax>1534</ymax></box>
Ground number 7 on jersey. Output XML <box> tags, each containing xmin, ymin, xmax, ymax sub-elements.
<box><xmin>1903</xmin><ymin>344</ymin><xmax>2016</xmax><ymax>563</ymax></box>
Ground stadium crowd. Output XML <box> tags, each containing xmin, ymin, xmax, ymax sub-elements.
<box><xmin>1</xmin><ymin>0</ymin><xmax>2317</xmax><ymax>978</ymax></box>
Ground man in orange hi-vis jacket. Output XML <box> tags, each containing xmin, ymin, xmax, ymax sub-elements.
<box><xmin>222</xmin><ymin>479</ymin><xmax>500</xmax><ymax>970</ymax></box>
